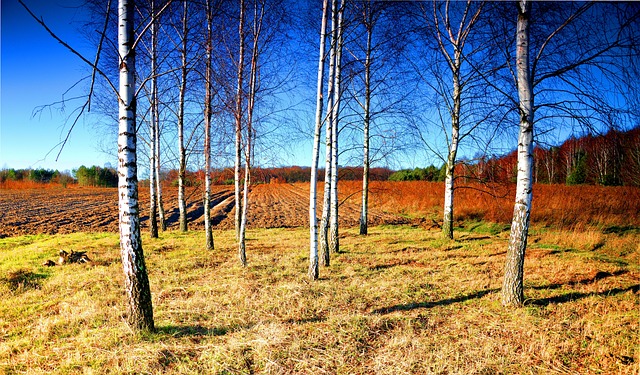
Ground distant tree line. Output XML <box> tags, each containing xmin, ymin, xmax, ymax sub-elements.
<box><xmin>4</xmin><ymin>125</ymin><xmax>637</xmax><ymax>189</ymax></box>
<box><xmin>0</xmin><ymin>168</ymin><xmax>74</xmax><ymax>186</ymax></box>
<box><xmin>0</xmin><ymin>165</ymin><xmax>118</xmax><ymax>187</ymax></box>
<box><xmin>388</xmin><ymin>165</ymin><xmax>445</xmax><ymax>182</ymax></box>
<box><xmin>461</xmin><ymin>126</ymin><xmax>640</xmax><ymax>187</ymax></box>
<box><xmin>73</xmin><ymin>166</ymin><xmax>118</xmax><ymax>187</ymax></box>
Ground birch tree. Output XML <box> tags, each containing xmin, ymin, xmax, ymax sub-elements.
<box><xmin>309</xmin><ymin>0</ymin><xmax>329</xmax><ymax>280</ymax></box>
<box><xmin>148</xmin><ymin>0</ymin><xmax>159</xmax><ymax>239</ymax></box>
<box><xmin>502</xmin><ymin>0</ymin><xmax>533</xmax><ymax>307</ymax></box>
<box><xmin>235</xmin><ymin>0</ymin><xmax>247</xmax><ymax>264</ymax></box>
<box><xmin>432</xmin><ymin>0</ymin><xmax>484</xmax><ymax>240</ymax></box>
<box><xmin>117</xmin><ymin>0</ymin><xmax>154</xmax><ymax>331</ymax></box>
<box><xmin>203</xmin><ymin>0</ymin><xmax>215</xmax><ymax>250</ymax></box>
<box><xmin>358</xmin><ymin>0</ymin><xmax>374</xmax><ymax>236</ymax></box>
<box><xmin>154</xmin><ymin>105</ymin><xmax>167</xmax><ymax>231</ymax></box>
<box><xmin>328</xmin><ymin>0</ymin><xmax>345</xmax><ymax>255</ymax></box>
<box><xmin>500</xmin><ymin>1</ymin><xmax>639</xmax><ymax>306</ymax></box>
<box><xmin>318</xmin><ymin>0</ymin><xmax>340</xmax><ymax>267</ymax></box>
<box><xmin>177</xmin><ymin>0</ymin><xmax>189</xmax><ymax>232</ymax></box>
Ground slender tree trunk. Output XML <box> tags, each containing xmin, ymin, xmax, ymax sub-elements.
<box><xmin>443</xmin><ymin>63</ymin><xmax>461</xmax><ymax>240</ymax></box>
<box><xmin>433</xmin><ymin>0</ymin><xmax>482</xmax><ymax>240</ymax></box>
<box><xmin>177</xmin><ymin>0</ymin><xmax>189</xmax><ymax>232</ymax></box>
<box><xmin>319</xmin><ymin>0</ymin><xmax>339</xmax><ymax>267</ymax></box>
<box><xmin>239</xmin><ymin>0</ymin><xmax>262</xmax><ymax>266</ymax></box>
<box><xmin>117</xmin><ymin>0</ymin><xmax>154</xmax><ymax>332</ymax></box>
<box><xmin>502</xmin><ymin>0</ymin><xmax>534</xmax><ymax>307</ymax></box>
<box><xmin>309</xmin><ymin>0</ymin><xmax>329</xmax><ymax>280</ymax></box>
<box><xmin>328</xmin><ymin>0</ymin><xmax>345</xmax><ymax>254</ymax></box>
<box><xmin>155</xmin><ymin>109</ymin><xmax>166</xmax><ymax>231</ymax></box>
<box><xmin>203</xmin><ymin>0</ymin><xmax>214</xmax><ymax>250</ymax></box>
<box><xmin>148</xmin><ymin>0</ymin><xmax>158</xmax><ymax>239</ymax></box>
<box><xmin>359</xmin><ymin>12</ymin><xmax>372</xmax><ymax>236</ymax></box>
<box><xmin>235</xmin><ymin>0</ymin><xmax>246</xmax><ymax>264</ymax></box>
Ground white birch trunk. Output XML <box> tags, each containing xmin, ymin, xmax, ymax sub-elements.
<box><xmin>177</xmin><ymin>0</ymin><xmax>189</xmax><ymax>233</ymax></box>
<box><xmin>359</xmin><ymin>11</ymin><xmax>372</xmax><ymax>236</ymax></box>
<box><xmin>239</xmin><ymin>1</ymin><xmax>262</xmax><ymax>266</ymax></box>
<box><xmin>434</xmin><ymin>0</ymin><xmax>481</xmax><ymax>240</ymax></box>
<box><xmin>309</xmin><ymin>0</ymin><xmax>329</xmax><ymax>280</ymax></box>
<box><xmin>203</xmin><ymin>0</ymin><xmax>214</xmax><ymax>250</ymax></box>
<box><xmin>319</xmin><ymin>0</ymin><xmax>339</xmax><ymax>267</ymax></box>
<box><xmin>235</xmin><ymin>0</ymin><xmax>246</xmax><ymax>264</ymax></box>
<box><xmin>148</xmin><ymin>0</ymin><xmax>158</xmax><ymax>239</ymax></box>
<box><xmin>328</xmin><ymin>0</ymin><xmax>345</xmax><ymax>255</ymax></box>
<box><xmin>155</xmin><ymin>105</ymin><xmax>166</xmax><ymax>231</ymax></box>
<box><xmin>117</xmin><ymin>0</ymin><xmax>154</xmax><ymax>331</ymax></box>
<box><xmin>443</xmin><ymin>65</ymin><xmax>460</xmax><ymax>240</ymax></box>
<box><xmin>502</xmin><ymin>0</ymin><xmax>534</xmax><ymax>307</ymax></box>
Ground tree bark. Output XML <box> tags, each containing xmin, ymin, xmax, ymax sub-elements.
<box><xmin>319</xmin><ymin>0</ymin><xmax>339</xmax><ymax>267</ymax></box>
<box><xmin>117</xmin><ymin>0</ymin><xmax>154</xmax><ymax>332</ymax></box>
<box><xmin>239</xmin><ymin>0</ymin><xmax>262</xmax><ymax>267</ymax></box>
<box><xmin>359</xmin><ymin>6</ymin><xmax>372</xmax><ymax>236</ymax></box>
<box><xmin>433</xmin><ymin>0</ymin><xmax>482</xmax><ymax>240</ymax></box>
<box><xmin>309</xmin><ymin>0</ymin><xmax>329</xmax><ymax>280</ymax></box>
<box><xmin>502</xmin><ymin>0</ymin><xmax>534</xmax><ymax>307</ymax></box>
<box><xmin>177</xmin><ymin>0</ymin><xmax>189</xmax><ymax>233</ymax></box>
<box><xmin>148</xmin><ymin>0</ymin><xmax>158</xmax><ymax>239</ymax></box>
<box><xmin>203</xmin><ymin>0</ymin><xmax>214</xmax><ymax>250</ymax></box>
<box><xmin>328</xmin><ymin>0</ymin><xmax>345</xmax><ymax>255</ymax></box>
<box><xmin>442</xmin><ymin>68</ymin><xmax>460</xmax><ymax>240</ymax></box>
<box><xmin>235</xmin><ymin>0</ymin><xmax>246</xmax><ymax>264</ymax></box>
<box><xmin>155</xmin><ymin>105</ymin><xmax>166</xmax><ymax>231</ymax></box>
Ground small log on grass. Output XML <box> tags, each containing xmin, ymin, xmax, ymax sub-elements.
<box><xmin>58</xmin><ymin>250</ymin><xmax>91</xmax><ymax>265</ymax></box>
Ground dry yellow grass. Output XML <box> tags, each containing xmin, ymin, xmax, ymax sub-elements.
<box><xmin>0</xmin><ymin>224</ymin><xmax>637</xmax><ymax>374</ymax></box>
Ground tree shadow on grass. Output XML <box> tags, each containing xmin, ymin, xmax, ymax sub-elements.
<box><xmin>527</xmin><ymin>284</ymin><xmax>638</xmax><ymax>306</ymax></box>
<box><xmin>372</xmin><ymin>288</ymin><xmax>499</xmax><ymax>315</ymax></box>
<box><xmin>283</xmin><ymin>315</ymin><xmax>327</xmax><ymax>325</ymax></box>
<box><xmin>528</xmin><ymin>270</ymin><xmax>629</xmax><ymax>290</ymax></box>
<box><xmin>155</xmin><ymin>322</ymin><xmax>255</xmax><ymax>338</ymax></box>
<box><xmin>156</xmin><ymin>324</ymin><xmax>229</xmax><ymax>338</ymax></box>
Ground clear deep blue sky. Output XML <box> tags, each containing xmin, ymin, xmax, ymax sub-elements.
<box><xmin>1</xmin><ymin>0</ymin><xmax>114</xmax><ymax>172</ymax></box>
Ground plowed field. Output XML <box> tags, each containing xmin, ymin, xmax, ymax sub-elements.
<box><xmin>2</xmin><ymin>181</ymin><xmax>637</xmax><ymax>237</ymax></box>
<box><xmin>0</xmin><ymin>183</ymin><xmax>408</xmax><ymax>237</ymax></box>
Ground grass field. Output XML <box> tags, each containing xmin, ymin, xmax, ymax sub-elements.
<box><xmin>1</xmin><ymin>223</ymin><xmax>637</xmax><ymax>374</ymax></box>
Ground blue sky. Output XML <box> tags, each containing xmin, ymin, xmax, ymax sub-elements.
<box><xmin>1</xmin><ymin>0</ymin><xmax>114</xmax><ymax>172</ymax></box>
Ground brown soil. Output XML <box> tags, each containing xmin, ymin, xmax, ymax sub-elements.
<box><xmin>0</xmin><ymin>183</ymin><xmax>408</xmax><ymax>237</ymax></box>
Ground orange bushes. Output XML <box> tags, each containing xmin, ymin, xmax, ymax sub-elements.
<box><xmin>0</xmin><ymin>180</ymin><xmax>72</xmax><ymax>190</ymax></box>
<box><xmin>338</xmin><ymin>181</ymin><xmax>639</xmax><ymax>228</ymax></box>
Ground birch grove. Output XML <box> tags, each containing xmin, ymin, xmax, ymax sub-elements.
<box><xmin>23</xmin><ymin>0</ymin><xmax>639</xmax><ymax>322</ymax></box>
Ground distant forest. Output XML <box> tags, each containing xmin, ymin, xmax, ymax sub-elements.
<box><xmin>2</xmin><ymin>127</ymin><xmax>638</xmax><ymax>188</ymax></box>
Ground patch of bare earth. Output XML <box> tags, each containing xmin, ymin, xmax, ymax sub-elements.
<box><xmin>0</xmin><ymin>183</ymin><xmax>408</xmax><ymax>237</ymax></box>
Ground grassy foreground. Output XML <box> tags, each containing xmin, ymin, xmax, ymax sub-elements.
<box><xmin>0</xmin><ymin>224</ymin><xmax>637</xmax><ymax>374</ymax></box>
